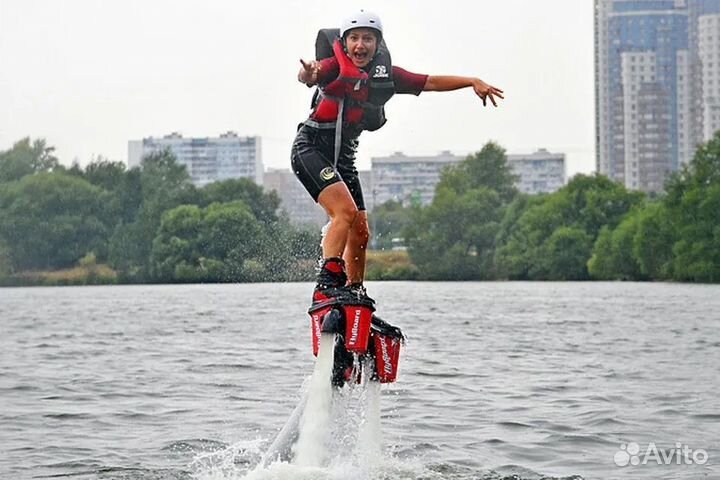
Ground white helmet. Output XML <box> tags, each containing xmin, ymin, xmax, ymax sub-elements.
<box><xmin>340</xmin><ymin>9</ymin><xmax>383</xmax><ymax>39</ymax></box>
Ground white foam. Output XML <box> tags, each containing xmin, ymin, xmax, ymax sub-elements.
<box><xmin>190</xmin><ymin>438</ymin><xmax>265</xmax><ymax>480</ymax></box>
<box><xmin>192</xmin><ymin>336</ymin><xmax>420</xmax><ymax>480</ymax></box>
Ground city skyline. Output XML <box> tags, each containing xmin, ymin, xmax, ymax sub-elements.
<box><xmin>595</xmin><ymin>0</ymin><xmax>720</xmax><ymax>192</ymax></box>
<box><xmin>128</xmin><ymin>132</ymin><xmax>262</xmax><ymax>186</ymax></box>
<box><xmin>0</xmin><ymin>0</ymin><xmax>595</xmax><ymax>178</ymax></box>
<box><xmin>266</xmin><ymin>149</ymin><xmax>566</xmax><ymax>227</ymax></box>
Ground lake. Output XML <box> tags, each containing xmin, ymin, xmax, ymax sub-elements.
<box><xmin>1</xmin><ymin>282</ymin><xmax>718</xmax><ymax>480</ymax></box>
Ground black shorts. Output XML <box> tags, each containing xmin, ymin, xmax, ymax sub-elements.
<box><xmin>291</xmin><ymin>124</ymin><xmax>366</xmax><ymax>211</ymax></box>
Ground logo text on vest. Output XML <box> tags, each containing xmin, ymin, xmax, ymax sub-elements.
<box><xmin>374</xmin><ymin>65</ymin><xmax>389</xmax><ymax>78</ymax></box>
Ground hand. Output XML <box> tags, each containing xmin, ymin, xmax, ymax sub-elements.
<box><xmin>472</xmin><ymin>79</ymin><xmax>504</xmax><ymax>107</ymax></box>
<box><xmin>299</xmin><ymin>59</ymin><xmax>321</xmax><ymax>85</ymax></box>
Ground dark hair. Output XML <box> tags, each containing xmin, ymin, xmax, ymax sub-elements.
<box><xmin>343</xmin><ymin>27</ymin><xmax>381</xmax><ymax>42</ymax></box>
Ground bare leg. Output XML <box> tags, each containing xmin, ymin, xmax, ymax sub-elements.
<box><xmin>317</xmin><ymin>182</ymin><xmax>359</xmax><ymax>258</ymax></box>
<box><xmin>344</xmin><ymin>211</ymin><xmax>369</xmax><ymax>284</ymax></box>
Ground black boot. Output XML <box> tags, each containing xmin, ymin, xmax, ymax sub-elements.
<box><xmin>346</xmin><ymin>282</ymin><xmax>376</xmax><ymax>306</ymax></box>
<box><xmin>310</xmin><ymin>257</ymin><xmax>349</xmax><ymax>311</ymax></box>
<box><xmin>371</xmin><ymin>314</ymin><xmax>405</xmax><ymax>341</ymax></box>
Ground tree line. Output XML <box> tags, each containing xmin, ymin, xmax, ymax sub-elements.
<box><xmin>374</xmin><ymin>132</ymin><xmax>720</xmax><ymax>283</ymax></box>
<box><xmin>1</xmin><ymin>134</ymin><xmax>718</xmax><ymax>284</ymax></box>
<box><xmin>0</xmin><ymin>138</ymin><xmax>319</xmax><ymax>284</ymax></box>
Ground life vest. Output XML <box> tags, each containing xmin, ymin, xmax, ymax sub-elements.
<box><xmin>305</xmin><ymin>28</ymin><xmax>395</xmax><ymax>134</ymax></box>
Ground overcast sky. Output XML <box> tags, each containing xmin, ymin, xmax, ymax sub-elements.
<box><xmin>0</xmin><ymin>0</ymin><xmax>595</xmax><ymax>177</ymax></box>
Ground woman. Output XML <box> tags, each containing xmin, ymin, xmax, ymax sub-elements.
<box><xmin>292</xmin><ymin>10</ymin><xmax>504</xmax><ymax>310</ymax></box>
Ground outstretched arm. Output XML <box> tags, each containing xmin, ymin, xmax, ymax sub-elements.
<box><xmin>424</xmin><ymin>76</ymin><xmax>504</xmax><ymax>107</ymax></box>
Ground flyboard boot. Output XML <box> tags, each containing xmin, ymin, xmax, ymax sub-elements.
<box><xmin>308</xmin><ymin>258</ymin><xmax>376</xmax><ymax>386</ymax></box>
<box><xmin>310</xmin><ymin>257</ymin><xmax>348</xmax><ymax>313</ymax></box>
<box><xmin>308</xmin><ymin>261</ymin><xmax>404</xmax><ymax>387</ymax></box>
<box><xmin>347</xmin><ymin>282</ymin><xmax>376</xmax><ymax>306</ymax></box>
<box><xmin>367</xmin><ymin>314</ymin><xmax>405</xmax><ymax>383</ymax></box>
<box><xmin>326</xmin><ymin>313</ymin><xmax>405</xmax><ymax>386</ymax></box>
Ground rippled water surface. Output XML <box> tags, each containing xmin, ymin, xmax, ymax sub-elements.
<box><xmin>1</xmin><ymin>282</ymin><xmax>718</xmax><ymax>480</ymax></box>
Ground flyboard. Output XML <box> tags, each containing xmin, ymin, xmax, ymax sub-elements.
<box><xmin>259</xmin><ymin>295</ymin><xmax>405</xmax><ymax>468</ymax></box>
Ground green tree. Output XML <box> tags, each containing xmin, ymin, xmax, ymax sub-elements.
<box><xmin>76</xmin><ymin>157</ymin><xmax>143</xmax><ymax>234</ymax></box>
<box><xmin>199</xmin><ymin>178</ymin><xmax>280</xmax><ymax>223</ymax></box>
<box><xmin>405</xmin><ymin>142</ymin><xmax>518</xmax><ymax>279</ymax></box>
<box><xmin>494</xmin><ymin>193</ymin><xmax>532</xmax><ymax>247</ymax></box>
<box><xmin>0</xmin><ymin>239</ymin><xmax>12</xmax><ymax>276</ymax></box>
<box><xmin>633</xmin><ymin>202</ymin><xmax>676</xmax><ymax>279</ymax></box>
<box><xmin>559</xmin><ymin>174</ymin><xmax>644</xmax><ymax>237</ymax></box>
<box><xmin>494</xmin><ymin>194</ymin><xmax>565</xmax><ymax>279</ymax></box>
<box><xmin>150</xmin><ymin>204</ymin><xmax>204</xmax><ymax>280</ymax></box>
<box><xmin>82</xmin><ymin>157</ymin><xmax>130</xmax><ymax>190</ymax></box>
<box><xmin>438</xmin><ymin>142</ymin><xmax>518</xmax><ymax>202</ymax></box>
<box><xmin>107</xmin><ymin>221</ymin><xmax>146</xmax><ymax>276</ymax></box>
<box><xmin>149</xmin><ymin>200</ymin><xmax>285</xmax><ymax>282</ymax></box>
<box><xmin>494</xmin><ymin>174</ymin><xmax>643</xmax><ymax>280</ymax></box>
<box><xmin>587</xmin><ymin>226</ymin><xmax>615</xmax><ymax>280</ymax></box>
<box><xmin>670</xmin><ymin>183</ymin><xmax>720</xmax><ymax>282</ymax></box>
<box><xmin>202</xmin><ymin>201</ymin><xmax>267</xmax><ymax>280</ymax></box>
<box><xmin>0</xmin><ymin>173</ymin><xmax>110</xmax><ymax>270</ymax></box>
<box><xmin>587</xmin><ymin>210</ymin><xmax>643</xmax><ymax>280</ymax></box>
<box><xmin>534</xmin><ymin>226</ymin><xmax>593</xmax><ymax>280</ymax></box>
<box><xmin>0</xmin><ymin>138</ymin><xmax>60</xmax><ymax>183</ymax></box>
<box><xmin>108</xmin><ymin>149</ymin><xmax>196</xmax><ymax>277</ymax></box>
<box><xmin>408</xmin><ymin>187</ymin><xmax>503</xmax><ymax>279</ymax></box>
<box><xmin>370</xmin><ymin>200</ymin><xmax>414</xmax><ymax>250</ymax></box>
<box><xmin>663</xmin><ymin>132</ymin><xmax>720</xmax><ymax>282</ymax></box>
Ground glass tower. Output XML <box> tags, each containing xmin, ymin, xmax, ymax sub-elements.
<box><xmin>595</xmin><ymin>0</ymin><xmax>720</xmax><ymax>192</ymax></box>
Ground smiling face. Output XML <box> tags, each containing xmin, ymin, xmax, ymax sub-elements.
<box><xmin>344</xmin><ymin>27</ymin><xmax>378</xmax><ymax>68</ymax></box>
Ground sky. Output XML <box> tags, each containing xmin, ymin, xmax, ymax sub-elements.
<box><xmin>0</xmin><ymin>0</ymin><xmax>596</xmax><ymax>177</ymax></box>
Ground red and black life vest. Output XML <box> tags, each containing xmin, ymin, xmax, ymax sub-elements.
<box><xmin>305</xmin><ymin>28</ymin><xmax>395</xmax><ymax>134</ymax></box>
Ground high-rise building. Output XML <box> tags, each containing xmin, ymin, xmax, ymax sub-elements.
<box><xmin>508</xmin><ymin>149</ymin><xmax>566</xmax><ymax>195</ymax></box>
<box><xmin>370</xmin><ymin>149</ymin><xmax>567</xmax><ymax>208</ymax></box>
<box><xmin>595</xmin><ymin>0</ymin><xmax>720</xmax><ymax>192</ymax></box>
<box><xmin>263</xmin><ymin>169</ymin><xmax>373</xmax><ymax>227</ymax></box>
<box><xmin>128</xmin><ymin>132</ymin><xmax>262</xmax><ymax>187</ymax></box>
<box><xmin>698</xmin><ymin>11</ymin><xmax>720</xmax><ymax>140</ymax></box>
<box><xmin>370</xmin><ymin>151</ymin><xmax>463</xmax><ymax>207</ymax></box>
<box><xmin>358</xmin><ymin>170</ymin><xmax>374</xmax><ymax>211</ymax></box>
<box><xmin>689</xmin><ymin>0</ymin><xmax>720</xmax><ymax>144</ymax></box>
<box><xmin>263</xmin><ymin>168</ymin><xmax>327</xmax><ymax>227</ymax></box>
